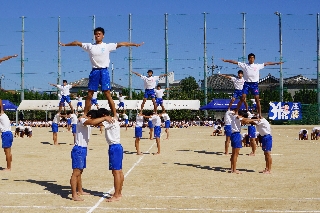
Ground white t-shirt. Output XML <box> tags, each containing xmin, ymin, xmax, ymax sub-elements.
<box><xmin>254</xmin><ymin>118</ymin><xmax>271</xmax><ymax>136</ymax></box>
<box><xmin>312</xmin><ymin>127</ymin><xmax>320</xmax><ymax>133</ymax></box>
<box><xmin>81</xmin><ymin>42</ymin><xmax>117</xmax><ymax>68</ymax></box>
<box><xmin>102</xmin><ymin>120</ymin><xmax>121</xmax><ymax>145</ymax></box>
<box><xmin>162</xmin><ymin>113</ymin><xmax>170</xmax><ymax>121</ymax></box>
<box><xmin>136</xmin><ymin>115</ymin><xmax>144</xmax><ymax>127</ymax></box>
<box><xmin>238</xmin><ymin>62</ymin><xmax>264</xmax><ymax>82</ymax></box>
<box><xmin>118</xmin><ymin>96</ymin><xmax>126</xmax><ymax>102</ymax></box>
<box><xmin>57</xmin><ymin>85</ymin><xmax>72</xmax><ymax>96</ymax></box>
<box><xmin>299</xmin><ymin>129</ymin><xmax>308</xmax><ymax>134</ymax></box>
<box><xmin>230</xmin><ymin>77</ymin><xmax>245</xmax><ymax>90</ymax></box>
<box><xmin>123</xmin><ymin>114</ymin><xmax>128</xmax><ymax>120</ymax></box>
<box><xmin>151</xmin><ymin>115</ymin><xmax>161</xmax><ymax>127</ymax></box>
<box><xmin>155</xmin><ymin>89</ymin><xmax>165</xmax><ymax>98</ymax></box>
<box><xmin>70</xmin><ymin>114</ymin><xmax>78</xmax><ymax>125</ymax></box>
<box><xmin>52</xmin><ymin>114</ymin><xmax>60</xmax><ymax>124</ymax></box>
<box><xmin>25</xmin><ymin>126</ymin><xmax>32</xmax><ymax>131</ymax></box>
<box><xmin>224</xmin><ymin>110</ymin><xmax>233</xmax><ymax>125</ymax></box>
<box><xmin>75</xmin><ymin>117</ymin><xmax>91</xmax><ymax>147</ymax></box>
<box><xmin>76</xmin><ymin>96</ymin><xmax>83</xmax><ymax>102</ymax></box>
<box><xmin>0</xmin><ymin>113</ymin><xmax>11</xmax><ymax>132</ymax></box>
<box><xmin>140</xmin><ymin>76</ymin><xmax>160</xmax><ymax>89</ymax></box>
<box><xmin>230</xmin><ymin>114</ymin><xmax>242</xmax><ymax>133</ymax></box>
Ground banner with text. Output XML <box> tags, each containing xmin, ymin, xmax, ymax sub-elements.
<box><xmin>269</xmin><ymin>102</ymin><xmax>302</xmax><ymax>120</ymax></box>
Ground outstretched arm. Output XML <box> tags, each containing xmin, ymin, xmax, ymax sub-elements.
<box><xmin>48</xmin><ymin>83</ymin><xmax>58</xmax><ymax>88</ymax></box>
<box><xmin>221</xmin><ymin>58</ymin><xmax>238</xmax><ymax>65</ymax></box>
<box><xmin>131</xmin><ymin>71</ymin><xmax>142</xmax><ymax>77</ymax></box>
<box><xmin>219</xmin><ymin>74</ymin><xmax>232</xmax><ymax>79</ymax></box>
<box><xmin>117</xmin><ymin>42</ymin><xmax>144</xmax><ymax>49</ymax></box>
<box><xmin>59</xmin><ymin>41</ymin><xmax>82</xmax><ymax>47</ymax></box>
<box><xmin>84</xmin><ymin>116</ymin><xmax>113</xmax><ymax>126</ymax></box>
<box><xmin>0</xmin><ymin>54</ymin><xmax>18</xmax><ymax>63</ymax></box>
<box><xmin>159</xmin><ymin>73</ymin><xmax>168</xmax><ymax>78</ymax></box>
<box><xmin>264</xmin><ymin>61</ymin><xmax>283</xmax><ymax>66</ymax></box>
<box><xmin>71</xmin><ymin>82</ymin><xmax>80</xmax><ymax>87</ymax></box>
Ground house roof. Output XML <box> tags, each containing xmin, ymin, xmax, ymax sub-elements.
<box><xmin>207</xmin><ymin>74</ymin><xmax>236</xmax><ymax>89</ymax></box>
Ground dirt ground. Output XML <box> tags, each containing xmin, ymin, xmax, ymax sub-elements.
<box><xmin>0</xmin><ymin>124</ymin><xmax>319</xmax><ymax>213</ymax></box>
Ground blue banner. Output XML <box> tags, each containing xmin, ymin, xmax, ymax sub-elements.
<box><xmin>268</xmin><ymin>102</ymin><xmax>302</xmax><ymax>120</ymax></box>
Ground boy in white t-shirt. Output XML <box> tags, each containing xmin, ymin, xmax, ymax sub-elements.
<box><xmin>76</xmin><ymin>95</ymin><xmax>83</xmax><ymax>112</ymax></box>
<box><xmin>144</xmin><ymin>112</ymin><xmax>162</xmax><ymax>155</ymax></box>
<box><xmin>59</xmin><ymin>27</ymin><xmax>143</xmax><ymax>117</ymax></box>
<box><xmin>91</xmin><ymin>91</ymin><xmax>100</xmax><ymax>110</ymax></box>
<box><xmin>311</xmin><ymin>127</ymin><xmax>320</xmax><ymax>140</ymax></box>
<box><xmin>161</xmin><ymin>112</ymin><xmax>170</xmax><ymax>140</ymax></box>
<box><xmin>49</xmin><ymin>80</ymin><xmax>79</xmax><ymax>113</ymax></box>
<box><xmin>299</xmin><ymin>129</ymin><xmax>308</xmax><ymax>140</ymax></box>
<box><xmin>222</xmin><ymin>53</ymin><xmax>283</xmax><ymax>118</ymax></box>
<box><xmin>132</xmin><ymin>70</ymin><xmax>167</xmax><ymax>113</ymax></box>
<box><xmin>98</xmin><ymin>108</ymin><xmax>124</xmax><ymax>202</ymax></box>
<box><xmin>117</xmin><ymin>93</ymin><xmax>126</xmax><ymax>110</ymax></box>
<box><xmin>135</xmin><ymin>111</ymin><xmax>144</xmax><ymax>155</ymax></box>
<box><xmin>155</xmin><ymin>85</ymin><xmax>169</xmax><ymax>112</ymax></box>
<box><xmin>70</xmin><ymin>110</ymin><xmax>113</xmax><ymax>201</ymax></box>
<box><xmin>0</xmin><ymin>100</ymin><xmax>13</xmax><ymax>171</ymax></box>
<box><xmin>220</xmin><ymin>70</ymin><xmax>248</xmax><ymax>111</ymax></box>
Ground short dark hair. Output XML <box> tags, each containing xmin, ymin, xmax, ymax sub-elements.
<box><xmin>237</xmin><ymin>70</ymin><xmax>243</xmax><ymax>74</ymax></box>
<box><xmin>94</xmin><ymin>27</ymin><xmax>105</xmax><ymax>35</ymax></box>
<box><xmin>98</xmin><ymin>108</ymin><xmax>110</xmax><ymax>117</ymax></box>
<box><xmin>63</xmin><ymin>80</ymin><xmax>67</xmax><ymax>83</ymax></box>
<box><xmin>147</xmin><ymin>70</ymin><xmax>153</xmax><ymax>74</ymax></box>
<box><xmin>238</xmin><ymin>110</ymin><xmax>248</xmax><ymax>118</ymax></box>
<box><xmin>248</xmin><ymin>53</ymin><xmax>255</xmax><ymax>59</ymax></box>
<box><xmin>86</xmin><ymin>110</ymin><xmax>98</xmax><ymax>119</ymax></box>
<box><xmin>157</xmin><ymin>84</ymin><xmax>161</xmax><ymax>88</ymax></box>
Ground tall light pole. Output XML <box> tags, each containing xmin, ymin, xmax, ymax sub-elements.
<box><xmin>20</xmin><ymin>16</ymin><xmax>25</xmax><ymax>101</ymax></box>
<box><xmin>241</xmin><ymin>12</ymin><xmax>246</xmax><ymax>62</ymax></box>
<box><xmin>317</xmin><ymin>13</ymin><xmax>320</xmax><ymax>121</ymax></box>
<box><xmin>275</xmin><ymin>11</ymin><xmax>283</xmax><ymax>102</ymax></box>
<box><xmin>203</xmin><ymin>12</ymin><xmax>208</xmax><ymax>117</ymax></box>
<box><xmin>129</xmin><ymin>13</ymin><xmax>133</xmax><ymax>99</ymax></box>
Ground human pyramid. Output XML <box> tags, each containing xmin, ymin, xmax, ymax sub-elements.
<box><xmin>221</xmin><ymin>54</ymin><xmax>283</xmax><ymax>174</ymax></box>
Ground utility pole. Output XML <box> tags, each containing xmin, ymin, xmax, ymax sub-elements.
<box><xmin>165</xmin><ymin>13</ymin><xmax>169</xmax><ymax>99</ymax></box>
<box><xmin>275</xmin><ymin>11</ymin><xmax>283</xmax><ymax>102</ymax></box>
<box><xmin>20</xmin><ymin>16</ymin><xmax>25</xmax><ymax>101</ymax></box>
<box><xmin>317</xmin><ymin>13</ymin><xmax>320</xmax><ymax>121</ymax></box>
<box><xmin>129</xmin><ymin>13</ymin><xmax>133</xmax><ymax>99</ymax></box>
<box><xmin>203</xmin><ymin>12</ymin><xmax>208</xmax><ymax>117</ymax></box>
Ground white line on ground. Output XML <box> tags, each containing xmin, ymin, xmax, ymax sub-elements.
<box><xmin>87</xmin><ymin>135</ymin><xmax>160</xmax><ymax>213</ymax></box>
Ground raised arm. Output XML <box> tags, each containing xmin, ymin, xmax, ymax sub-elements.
<box><xmin>71</xmin><ymin>82</ymin><xmax>80</xmax><ymax>87</ymax></box>
<box><xmin>84</xmin><ymin>116</ymin><xmax>113</xmax><ymax>126</ymax></box>
<box><xmin>264</xmin><ymin>61</ymin><xmax>283</xmax><ymax>66</ymax></box>
<box><xmin>48</xmin><ymin>83</ymin><xmax>58</xmax><ymax>88</ymax></box>
<box><xmin>221</xmin><ymin>58</ymin><xmax>239</xmax><ymax>65</ymax></box>
<box><xmin>131</xmin><ymin>71</ymin><xmax>142</xmax><ymax>77</ymax></box>
<box><xmin>59</xmin><ymin>41</ymin><xmax>82</xmax><ymax>47</ymax></box>
<box><xmin>159</xmin><ymin>73</ymin><xmax>168</xmax><ymax>78</ymax></box>
<box><xmin>117</xmin><ymin>42</ymin><xmax>144</xmax><ymax>49</ymax></box>
<box><xmin>0</xmin><ymin>54</ymin><xmax>18</xmax><ymax>63</ymax></box>
<box><xmin>219</xmin><ymin>74</ymin><xmax>232</xmax><ymax>79</ymax></box>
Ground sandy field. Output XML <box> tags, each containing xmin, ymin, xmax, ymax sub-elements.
<box><xmin>0</xmin><ymin>125</ymin><xmax>319</xmax><ymax>213</ymax></box>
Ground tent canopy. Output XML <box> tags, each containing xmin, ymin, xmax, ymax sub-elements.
<box><xmin>1</xmin><ymin>100</ymin><xmax>18</xmax><ymax>111</ymax></box>
<box><xmin>199</xmin><ymin>99</ymin><xmax>249</xmax><ymax>111</ymax></box>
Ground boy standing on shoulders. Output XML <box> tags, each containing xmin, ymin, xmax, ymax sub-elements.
<box><xmin>0</xmin><ymin>100</ymin><xmax>14</xmax><ymax>171</ymax></box>
<box><xmin>98</xmin><ymin>108</ymin><xmax>124</xmax><ymax>202</ymax></box>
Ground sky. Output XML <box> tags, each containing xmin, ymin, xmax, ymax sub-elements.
<box><xmin>0</xmin><ymin>0</ymin><xmax>319</xmax><ymax>92</ymax></box>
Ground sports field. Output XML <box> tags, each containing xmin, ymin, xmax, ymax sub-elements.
<box><xmin>0</xmin><ymin>125</ymin><xmax>319</xmax><ymax>212</ymax></box>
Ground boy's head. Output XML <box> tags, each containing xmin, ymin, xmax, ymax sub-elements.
<box><xmin>119</xmin><ymin>93</ymin><xmax>122</xmax><ymax>96</ymax></box>
<box><xmin>63</xmin><ymin>80</ymin><xmax>67</xmax><ymax>85</ymax></box>
<box><xmin>147</xmin><ymin>70</ymin><xmax>153</xmax><ymax>77</ymax></box>
<box><xmin>98</xmin><ymin>108</ymin><xmax>110</xmax><ymax>117</ymax></box>
<box><xmin>94</xmin><ymin>27</ymin><xmax>105</xmax><ymax>43</ymax></box>
<box><xmin>86</xmin><ymin>110</ymin><xmax>98</xmax><ymax>119</ymax></box>
<box><xmin>156</xmin><ymin>84</ymin><xmax>161</xmax><ymax>90</ymax></box>
<box><xmin>237</xmin><ymin>70</ymin><xmax>243</xmax><ymax>78</ymax></box>
<box><xmin>238</xmin><ymin>110</ymin><xmax>248</xmax><ymax>118</ymax></box>
<box><xmin>248</xmin><ymin>53</ymin><xmax>255</xmax><ymax>64</ymax></box>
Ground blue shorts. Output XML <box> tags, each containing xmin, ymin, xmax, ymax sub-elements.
<box><xmin>156</xmin><ymin>98</ymin><xmax>163</xmax><ymax>106</ymax></box>
<box><xmin>88</xmin><ymin>67</ymin><xmax>111</xmax><ymax>91</ymax></box>
<box><xmin>224</xmin><ymin>125</ymin><xmax>232</xmax><ymax>137</ymax></box>
<box><xmin>148</xmin><ymin>120</ymin><xmax>153</xmax><ymax>128</ymax></box>
<box><xmin>72</xmin><ymin>124</ymin><xmax>77</xmax><ymax>134</ymax></box>
<box><xmin>243</xmin><ymin>82</ymin><xmax>259</xmax><ymax>96</ymax></box>
<box><xmin>2</xmin><ymin>131</ymin><xmax>13</xmax><ymax>148</ymax></box>
<box><xmin>67</xmin><ymin>119</ymin><xmax>71</xmax><ymax>125</ymax></box>
<box><xmin>144</xmin><ymin>89</ymin><xmax>155</xmax><ymax>99</ymax></box>
<box><xmin>135</xmin><ymin>126</ymin><xmax>142</xmax><ymax>138</ymax></box>
<box><xmin>154</xmin><ymin>126</ymin><xmax>161</xmax><ymax>138</ymax></box>
<box><xmin>52</xmin><ymin>123</ymin><xmax>58</xmax><ymax>133</ymax></box>
<box><xmin>77</xmin><ymin>102</ymin><xmax>82</xmax><ymax>107</ymax></box>
<box><xmin>91</xmin><ymin>98</ymin><xmax>98</xmax><ymax>105</ymax></box>
<box><xmin>233</xmin><ymin>89</ymin><xmax>243</xmax><ymax>99</ymax></box>
<box><xmin>118</xmin><ymin>102</ymin><xmax>124</xmax><ymax>108</ymax></box>
<box><xmin>71</xmin><ymin>145</ymin><xmax>87</xmax><ymax>169</ymax></box>
<box><xmin>109</xmin><ymin>144</ymin><xmax>123</xmax><ymax>170</ymax></box>
<box><xmin>248</xmin><ymin>126</ymin><xmax>256</xmax><ymax>138</ymax></box>
<box><xmin>165</xmin><ymin>120</ymin><xmax>170</xmax><ymax>128</ymax></box>
<box><xmin>60</xmin><ymin>95</ymin><xmax>71</xmax><ymax>104</ymax></box>
<box><xmin>262</xmin><ymin>134</ymin><xmax>272</xmax><ymax>152</ymax></box>
<box><xmin>125</xmin><ymin>119</ymin><xmax>128</xmax><ymax>125</ymax></box>
<box><xmin>231</xmin><ymin>132</ymin><xmax>242</xmax><ymax>148</ymax></box>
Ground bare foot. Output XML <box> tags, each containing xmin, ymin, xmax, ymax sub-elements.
<box><xmin>153</xmin><ymin>152</ymin><xmax>160</xmax><ymax>155</ymax></box>
<box><xmin>259</xmin><ymin>168</ymin><xmax>268</xmax><ymax>173</ymax></box>
<box><xmin>78</xmin><ymin>191</ymin><xmax>90</xmax><ymax>195</ymax></box>
<box><xmin>164</xmin><ymin>138</ymin><xmax>169</xmax><ymax>140</ymax></box>
<box><xmin>1</xmin><ymin>168</ymin><xmax>11</xmax><ymax>172</ymax></box>
<box><xmin>248</xmin><ymin>152</ymin><xmax>255</xmax><ymax>156</ymax></box>
<box><xmin>224</xmin><ymin>152</ymin><xmax>229</xmax><ymax>155</ymax></box>
<box><xmin>149</xmin><ymin>138</ymin><xmax>154</xmax><ymax>140</ymax></box>
<box><xmin>54</xmin><ymin>143</ymin><xmax>60</xmax><ymax>146</ymax></box>
<box><xmin>231</xmin><ymin>170</ymin><xmax>242</xmax><ymax>174</ymax></box>
<box><xmin>106</xmin><ymin>196</ymin><xmax>121</xmax><ymax>202</ymax></box>
<box><xmin>263</xmin><ymin>170</ymin><xmax>271</xmax><ymax>174</ymax></box>
<box><xmin>136</xmin><ymin>152</ymin><xmax>143</xmax><ymax>155</ymax></box>
<box><xmin>72</xmin><ymin>196</ymin><xmax>84</xmax><ymax>201</ymax></box>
